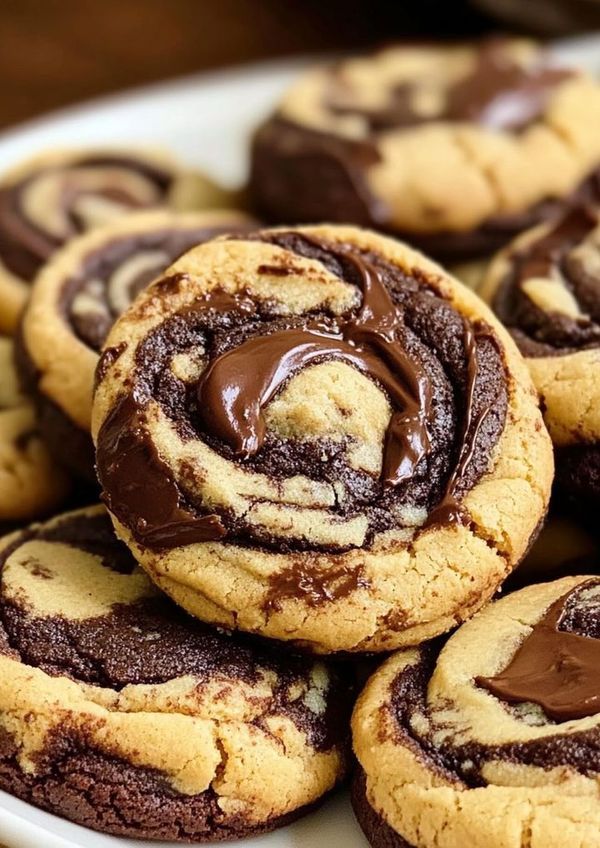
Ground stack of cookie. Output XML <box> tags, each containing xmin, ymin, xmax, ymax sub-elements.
<box><xmin>0</xmin><ymin>35</ymin><xmax>599</xmax><ymax>848</ymax></box>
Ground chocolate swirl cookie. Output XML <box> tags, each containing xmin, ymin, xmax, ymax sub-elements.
<box><xmin>0</xmin><ymin>505</ymin><xmax>349</xmax><ymax>840</ymax></box>
<box><xmin>481</xmin><ymin>205</ymin><xmax>600</xmax><ymax>511</ymax></box>
<box><xmin>0</xmin><ymin>148</ymin><xmax>221</xmax><ymax>334</ymax></box>
<box><xmin>250</xmin><ymin>38</ymin><xmax>600</xmax><ymax>262</ymax></box>
<box><xmin>0</xmin><ymin>336</ymin><xmax>69</xmax><ymax>527</ymax></box>
<box><xmin>17</xmin><ymin>208</ymin><xmax>254</xmax><ymax>481</ymax></box>
<box><xmin>353</xmin><ymin>575</ymin><xmax>600</xmax><ymax>848</ymax></box>
<box><xmin>92</xmin><ymin>224</ymin><xmax>552</xmax><ymax>654</ymax></box>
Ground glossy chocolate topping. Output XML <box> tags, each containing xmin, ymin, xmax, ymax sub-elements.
<box><xmin>327</xmin><ymin>39</ymin><xmax>573</xmax><ymax>134</ymax></box>
<box><xmin>478</xmin><ymin>582</ymin><xmax>600</xmax><ymax>721</ymax></box>
<box><xmin>0</xmin><ymin>155</ymin><xmax>173</xmax><ymax>282</ymax></box>
<box><xmin>198</xmin><ymin>240</ymin><xmax>433</xmax><ymax>487</ymax></box>
<box><xmin>97</xmin><ymin>392</ymin><xmax>228</xmax><ymax>549</ymax></box>
<box><xmin>96</xmin><ymin>232</ymin><xmax>508</xmax><ymax>553</ymax></box>
<box><xmin>388</xmin><ymin>626</ymin><xmax>600</xmax><ymax>789</ymax></box>
<box><xmin>493</xmin><ymin>206</ymin><xmax>600</xmax><ymax>356</ymax></box>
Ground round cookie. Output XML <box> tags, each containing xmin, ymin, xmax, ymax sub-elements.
<box><xmin>480</xmin><ymin>205</ymin><xmax>600</xmax><ymax>511</ymax></box>
<box><xmin>0</xmin><ymin>505</ymin><xmax>350</xmax><ymax>840</ymax></box>
<box><xmin>92</xmin><ymin>224</ymin><xmax>552</xmax><ymax>654</ymax></box>
<box><xmin>353</xmin><ymin>574</ymin><xmax>600</xmax><ymax>848</ymax></box>
<box><xmin>0</xmin><ymin>336</ymin><xmax>70</xmax><ymax>527</ymax></box>
<box><xmin>250</xmin><ymin>38</ymin><xmax>600</xmax><ymax>261</ymax></box>
<box><xmin>17</xmin><ymin>208</ymin><xmax>255</xmax><ymax>481</ymax></box>
<box><xmin>0</xmin><ymin>148</ymin><xmax>234</xmax><ymax>334</ymax></box>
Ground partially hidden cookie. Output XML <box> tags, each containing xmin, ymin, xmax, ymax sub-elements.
<box><xmin>250</xmin><ymin>38</ymin><xmax>600</xmax><ymax>261</ymax></box>
<box><xmin>480</xmin><ymin>205</ymin><xmax>600</xmax><ymax>511</ymax></box>
<box><xmin>17</xmin><ymin>208</ymin><xmax>255</xmax><ymax>481</ymax></box>
<box><xmin>92</xmin><ymin>224</ymin><xmax>552</xmax><ymax>654</ymax></box>
<box><xmin>352</xmin><ymin>574</ymin><xmax>600</xmax><ymax>848</ymax></box>
<box><xmin>0</xmin><ymin>148</ymin><xmax>235</xmax><ymax>333</ymax></box>
<box><xmin>0</xmin><ymin>505</ymin><xmax>350</xmax><ymax>840</ymax></box>
<box><xmin>0</xmin><ymin>336</ymin><xmax>70</xmax><ymax>527</ymax></box>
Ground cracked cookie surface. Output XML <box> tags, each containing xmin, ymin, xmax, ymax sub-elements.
<box><xmin>92</xmin><ymin>224</ymin><xmax>552</xmax><ymax>654</ymax></box>
<box><xmin>0</xmin><ymin>505</ymin><xmax>349</xmax><ymax>840</ymax></box>
<box><xmin>17</xmin><ymin>208</ymin><xmax>254</xmax><ymax>481</ymax></box>
<box><xmin>250</xmin><ymin>38</ymin><xmax>600</xmax><ymax>261</ymax></box>
<box><xmin>353</xmin><ymin>575</ymin><xmax>600</xmax><ymax>848</ymax></box>
<box><xmin>481</xmin><ymin>205</ymin><xmax>600</xmax><ymax>509</ymax></box>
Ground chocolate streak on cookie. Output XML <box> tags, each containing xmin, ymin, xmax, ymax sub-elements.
<box><xmin>493</xmin><ymin>206</ymin><xmax>600</xmax><ymax>356</ymax></box>
<box><xmin>198</xmin><ymin>242</ymin><xmax>433</xmax><ymax>486</ymax></box>
<box><xmin>97</xmin><ymin>238</ymin><xmax>507</xmax><ymax>552</ymax></box>
<box><xmin>199</xmin><ymin>235</ymin><xmax>499</xmax><ymax>519</ymax></box>
<box><xmin>0</xmin><ymin>155</ymin><xmax>172</xmax><ymax>282</ymax></box>
<box><xmin>445</xmin><ymin>38</ymin><xmax>573</xmax><ymax>131</ymax></box>
<box><xmin>426</xmin><ymin>322</ymin><xmax>495</xmax><ymax>527</ymax></box>
<box><xmin>264</xmin><ymin>562</ymin><xmax>370</xmax><ymax>614</ymax></box>
<box><xmin>478</xmin><ymin>582</ymin><xmax>600</xmax><ymax>721</ymax></box>
<box><xmin>96</xmin><ymin>285</ymin><xmax>262</xmax><ymax>548</ymax></box>
<box><xmin>327</xmin><ymin>38</ymin><xmax>573</xmax><ymax>133</ymax></box>
<box><xmin>97</xmin><ymin>393</ymin><xmax>227</xmax><ymax>548</ymax></box>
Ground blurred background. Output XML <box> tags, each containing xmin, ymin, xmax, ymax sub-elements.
<box><xmin>0</xmin><ymin>0</ymin><xmax>598</xmax><ymax>130</ymax></box>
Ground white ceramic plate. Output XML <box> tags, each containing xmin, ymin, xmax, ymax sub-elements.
<box><xmin>0</xmin><ymin>32</ymin><xmax>598</xmax><ymax>848</ymax></box>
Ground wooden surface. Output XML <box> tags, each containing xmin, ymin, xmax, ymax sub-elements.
<box><xmin>0</xmin><ymin>0</ymin><xmax>491</xmax><ymax>130</ymax></box>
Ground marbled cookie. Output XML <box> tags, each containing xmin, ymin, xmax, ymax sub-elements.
<box><xmin>92</xmin><ymin>224</ymin><xmax>552</xmax><ymax>654</ymax></box>
<box><xmin>353</xmin><ymin>574</ymin><xmax>600</xmax><ymax>848</ymax></box>
<box><xmin>251</xmin><ymin>38</ymin><xmax>600</xmax><ymax>261</ymax></box>
<box><xmin>0</xmin><ymin>506</ymin><xmax>350</xmax><ymax>840</ymax></box>
<box><xmin>17</xmin><ymin>208</ymin><xmax>254</xmax><ymax>481</ymax></box>
<box><xmin>481</xmin><ymin>205</ymin><xmax>600</xmax><ymax>511</ymax></box>
<box><xmin>0</xmin><ymin>148</ymin><xmax>232</xmax><ymax>333</ymax></box>
<box><xmin>0</xmin><ymin>336</ymin><xmax>69</xmax><ymax>527</ymax></box>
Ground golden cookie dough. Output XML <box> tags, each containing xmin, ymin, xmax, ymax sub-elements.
<box><xmin>0</xmin><ymin>336</ymin><xmax>69</xmax><ymax>525</ymax></box>
<box><xmin>353</xmin><ymin>574</ymin><xmax>600</xmax><ymax>848</ymax></box>
<box><xmin>92</xmin><ymin>223</ymin><xmax>552</xmax><ymax>654</ymax></box>
<box><xmin>0</xmin><ymin>505</ymin><xmax>350</xmax><ymax>840</ymax></box>
<box><xmin>0</xmin><ymin>148</ymin><xmax>240</xmax><ymax>333</ymax></box>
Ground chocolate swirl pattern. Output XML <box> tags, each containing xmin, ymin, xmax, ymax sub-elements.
<box><xmin>18</xmin><ymin>209</ymin><xmax>254</xmax><ymax>481</ymax></box>
<box><xmin>92</xmin><ymin>225</ymin><xmax>552</xmax><ymax>654</ymax></box>
<box><xmin>0</xmin><ymin>149</ymin><xmax>191</xmax><ymax>333</ymax></box>
<box><xmin>251</xmin><ymin>38</ymin><xmax>600</xmax><ymax>260</ymax></box>
<box><xmin>481</xmin><ymin>206</ymin><xmax>600</xmax><ymax>511</ymax></box>
<box><xmin>353</xmin><ymin>575</ymin><xmax>600</xmax><ymax>848</ymax></box>
<box><xmin>0</xmin><ymin>506</ymin><xmax>350</xmax><ymax>840</ymax></box>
